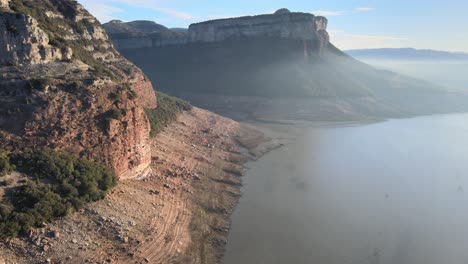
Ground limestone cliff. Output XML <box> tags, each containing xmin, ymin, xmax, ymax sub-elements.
<box><xmin>106</xmin><ymin>9</ymin><xmax>468</xmax><ymax>121</ymax></box>
<box><xmin>0</xmin><ymin>0</ymin><xmax>158</xmax><ymax>179</ymax></box>
<box><xmin>104</xmin><ymin>9</ymin><xmax>329</xmax><ymax>50</ymax></box>
<box><xmin>188</xmin><ymin>11</ymin><xmax>327</xmax><ymax>44</ymax></box>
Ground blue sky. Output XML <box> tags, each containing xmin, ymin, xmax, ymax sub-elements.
<box><xmin>78</xmin><ymin>0</ymin><xmax>468</xmax><ymax>52</ymax></box>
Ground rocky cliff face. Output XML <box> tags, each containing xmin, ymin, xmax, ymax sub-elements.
<box><xmin>104</xmin><ymin>9</ymin><xmax>329</xmax><ymax>50</ymax></box>
<box><xmin>0</xmin><ymin>12</ymin><xmax>71</xmax><ymax>65</ymax></box>
<box><xmin>0</xmin><ymin>0</ymin><xmax>157</xmax><ymax>179</ymax></box>
<box><xmin>188</xmin><ymin>11</ymin><xmax>327</xmax><ymax>43</ymax></box>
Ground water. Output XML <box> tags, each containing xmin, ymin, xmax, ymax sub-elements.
<box><xmin>223</xmin><ymin>113</ymin><xmax>468</xmax><ymax>264</ymax></box>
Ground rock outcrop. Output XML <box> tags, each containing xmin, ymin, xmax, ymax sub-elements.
<box><xmin>0</xmin><ymin>0</ymin><xmax>9</xmax><ymax>9</ymax></box>
<box><xmin>104</xmin><ymin>9</ymin><xmax>329</xmax><ymax>50</ymax></box>
<box><xmin>0</xmin><ymin>12</ymin><xmax>71</xmax><ymax>65</ymax></box>
<box><xmin>105</xmin><ymin>8</ymin><xmax>468</xmax><ymax>122</ymax></box>
<box><xmin>0</xmin><ymin>0</ymin><xmax>158</xmax><ymax>179</ymax></box>
<box><xmin>188</xmin><ymin>11</ymin><xmax>327</xmax><ymax>44</ymax></box>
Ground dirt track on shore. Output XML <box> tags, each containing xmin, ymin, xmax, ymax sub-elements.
<box><xmin>0</xmin><ymin>108</ymin><xmax>279</xmax><ymax>264</ymax></box>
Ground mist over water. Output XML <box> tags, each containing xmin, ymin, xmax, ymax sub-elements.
<box><xmin>223</xmin><ymin>113</ymin><xmax>468</xmax><ymax>264</ymax></box>
<box><xmin>360</xmin><ymin>59</ymin><xmax>468</xmax><ymax>91</ymax></box>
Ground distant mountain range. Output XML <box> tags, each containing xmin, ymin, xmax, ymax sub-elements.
<box><xmin>346</xmin><ymin>48</ymin><xmax>468</xmax><ymax>61</ymax></box>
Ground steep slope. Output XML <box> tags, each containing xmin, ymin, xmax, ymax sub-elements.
<box><xmin>0</xmin><ymin>0</ymin><xmax>157</xmax><ymax>179</ymax></box>
<box><xmin>105</xmin><ymin>9</ymin><xmax>468</xmax><ymax>122</ymax></box>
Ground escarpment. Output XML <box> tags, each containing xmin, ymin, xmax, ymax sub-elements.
<box><xmin>0</xmin><ymin>0</ymin><xmax>157</xmax><ymax>179</ymax></box>
<box><xmin>104</xmin><ymin>9</ymin><xmax>330</xmax><ymax>51</ymax></box>
<box><xmin>187</xmin><ymin>12</ymin><xmax>328</xmax><ymax>45</ymax></box>
<box><xmin>105</xmin><ymin>9</ymin><xmax>468</xmax><ymax>122</ymax></box>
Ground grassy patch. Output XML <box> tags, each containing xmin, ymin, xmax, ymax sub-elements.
<box><xmin>145</xmin><ymin>92</ymin><xmax>192</xmax><ymax>137</ymax></box>
<box><xmin>0</xmin><ymin>148</ymin><xmax>116</xmax><ymax>238</ymax></box>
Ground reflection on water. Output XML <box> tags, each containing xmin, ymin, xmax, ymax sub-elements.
<box><xmin>223</xmin><ymin>113</ymin><xmax>468</xmax><ymax>264</ymax></box>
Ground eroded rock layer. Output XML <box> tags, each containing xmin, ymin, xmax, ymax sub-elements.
<box><xmin>104</xmin><ymin>10</ymin><xmax>330</xmax><ymax>50</ymax></box>
<box><xmin>0</xmin><ymin>0</ymin><xmax>157</xmax><ymax>179</ymax></box>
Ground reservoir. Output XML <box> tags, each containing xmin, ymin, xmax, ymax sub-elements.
<box><xmin>223</xmin><ymin>113</ymin><xmax>468</xmax><ymax>264</ymax></box>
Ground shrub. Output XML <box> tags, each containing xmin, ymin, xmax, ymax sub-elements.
<box><xmin>26</xmin><ymin>78</ymin><xmax>53</xmax><ymax>93</ymax></box>
<box><xmin>0</xmin><ymin>148</ymin><xmax>117</xmax><ymax>238</ymax></box>
<box><xmin>109</xmin><ymin>83</ymin><xmax>136</xmax><ymax>100</ymax></box>
<box><xmin>0</xmin><ymin>149</ymin><xmax>13</xmax><ymax>176</ymax></box>
<box><xmin>145</xmin><ymin>92</ymin><xmax>192</xmax><ymax>137</ymax></box>
<box><xmin>105</xmin><ymin>108</ymin><xmax>126</xmax><ymax>120</ymax></box>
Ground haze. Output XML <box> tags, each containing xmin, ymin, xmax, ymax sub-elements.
<box><xmin>2</xmin><ymin>1</ymin><xmax>468</xmax><ymax>264</ymax></box>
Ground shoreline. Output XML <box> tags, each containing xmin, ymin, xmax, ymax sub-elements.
<box><xmin>0</xmin><ymin>108</ymin><xmax>283</xmax><ymax>264</ymax></box>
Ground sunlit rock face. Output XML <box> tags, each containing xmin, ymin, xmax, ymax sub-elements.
<box><xmin>188</xmin><ymin>11</ymin><xmax>327</xmax><ymax>43</ymax></box>
<box><xmin>105</xmin><ymin>9</ymin><xmax>330</xmax><ymax>50</ymax></box>
<box><xmin>0</xmin><ymin>0</ymin><xmax>8</xmax><ymax>9</ymax></box>
<box><xmin>0</xmin><ymin>0</ymin><xmax>157</xmax><ymax>179</ymax></box>
<box><xmin>0</xmin><ymin>13</ymin><xmax>70</xmax><ymax>65</ymax></box>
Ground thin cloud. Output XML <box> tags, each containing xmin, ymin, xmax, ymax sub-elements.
<box><xmin>344</xmin><ymin>34</ymin><xmax>404</xmax><ymax>41</ymax></box>
<box><xmin>355</xmin><ymin>7</ymin><xmax>376</xmax><ymax>12</ymax></box>
<box><xmin>313</xmin><ymin>7</ymin><xmax>375</xmax><ymax>17</ymax></box>
<box><xmin>79</xmin><ymin>1</ymin><xmax>124</xmax><ymax>22</ymax></box>
<box><xmin>77</xmin><ymin>0</ymin><xmax>193</xmax><ymax>22</ymax></box>
<box><xmin>152</xmin><ymin>7</ymin><xmax>193</xmax><ymax>20</ymax></box>
<box><xmin>313</xmin><ymin>10</ymin><xmax>346</xmax><ymax>16</ymax></box>
<box><xmin>330</xmin><ymin>29</ymin><xmax>407</xmax><ymax>50</ymax></box>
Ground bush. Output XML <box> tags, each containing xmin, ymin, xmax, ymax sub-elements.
<box><xmin>26</xmin><ymin>78</ymin><xmax>53</xmax><ymax>93</ymax></box>
<box><xmin>108</xmin><ymin>83</ymin><xmax>136</xmax><ymax>101</ymax></box>
<box><xmin>105</xmin><ymin>109</ymin><xmax>126</xmax><ymax>120</ymax></box>
<box><xmin>145</xmin><ymin>92</ymin><xmax>192</xmax><ymax>137</ymax></box>
<box><xmin>0</xmin><ymin>148</ymin><xmax>116</xmax><ymax>238</ymax></box>
<box><xmin>0</xmin><ymin>149</ymin><xmax>13</xmax><ymax>176</ymax></box>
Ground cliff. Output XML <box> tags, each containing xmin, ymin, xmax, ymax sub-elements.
<box><xmin>188</xmin><ymin>11</ymin><xmax>327</xmax><ymax>43</ymax></box>
<box><xmin>104</xmin><ymin>9</ymin><xmax>329</xmax><ymax>50</ymax></box>
<box><xmin>106</xmin><ymin>9</ymin><xmax>468</xmax><ymax>122</ymax></box>
<box><xmin>0</xmin><ymin>0</ymin><xmax>158</xmax><ymax>179</ymax></box>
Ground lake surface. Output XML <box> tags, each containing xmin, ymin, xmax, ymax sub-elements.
<box><xmin>223</xmin><ymin>113</ymin><xmax>468</xmax><ymax>264</ymax></box>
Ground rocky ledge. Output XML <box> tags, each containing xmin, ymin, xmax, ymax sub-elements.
<box><xmin>0</xmin><ymin>0</ymin><xmax>157</xmax><ymax>179</ymax></box>
<box><xmin>104</xmin><ymin>8</ymin><xmax>330</xmax><ymax>50</ymax></box>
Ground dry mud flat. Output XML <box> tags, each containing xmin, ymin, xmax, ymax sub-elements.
<box><xmin>0</xmin><ymin>108</ymin><xmax>280</xmax><ymax>264</ymax></box>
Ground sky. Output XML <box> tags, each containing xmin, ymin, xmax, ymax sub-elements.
<box><xmin>77</xmin><ymin>0</ymin><xmax>468</xmax><ymax>52</ymax></box>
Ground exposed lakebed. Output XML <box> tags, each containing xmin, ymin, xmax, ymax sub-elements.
<box><xmin>223</xmin><ymin>113</ymin><xmax>468</xmax><ymax>264</ymax></box>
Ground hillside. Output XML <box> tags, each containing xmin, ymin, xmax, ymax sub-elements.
<box><xmin>0</xmin><ymin>0</ymin><xmax>279</xmax><ymax>263</ymax></box>
<box><xmin>346</xmin><ymin>48</ymin><xmax>468</xmax><ymax>61</ymax></box>
<box><xmin>0</xmin><ymin>0</ymin><xmax>158</xmax><ymax>179</ymax></box>
<box><xmin>105</xmin><ymin>10</ymin><xmax>468</xmax><ymax>122</ymax></box>
<box><xmin>0</xmin><ymin>1</ymin><xmax>279</xmax><ymax>263</ymax></box>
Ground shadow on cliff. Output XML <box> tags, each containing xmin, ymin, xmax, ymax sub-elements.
<box><xmin>118</xmin><ymin>37</ymin><xmax>468</xmax><ymax>121</ymax></box>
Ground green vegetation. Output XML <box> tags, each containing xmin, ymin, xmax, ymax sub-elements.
<box><xmin>145</xmin><ymin>92</ymin><xmax>192</xmax><ymax>137</ymax></box>
<box><xmin>0</xmin><ymin>149</ymin><xmax>14</xmax><ymax>176</ymax></box>
<box><xmin>0</xmin><ymin>148</ymin><xmax>116</xmax><ymax>238</ymax></box>
<box><xmin>26</xmin><ymin>78</ymin><xmax>53</xmax><ymax>93</ymax></box>
<box><xmin>105</xmin><ymin>108</ymin><xmax>127</xmax><ymax>120</ymax></box>
<box><xmin>108</xmin><ymin>83</ymin><xmax>137</xmax><ymax>101</ymax></box>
